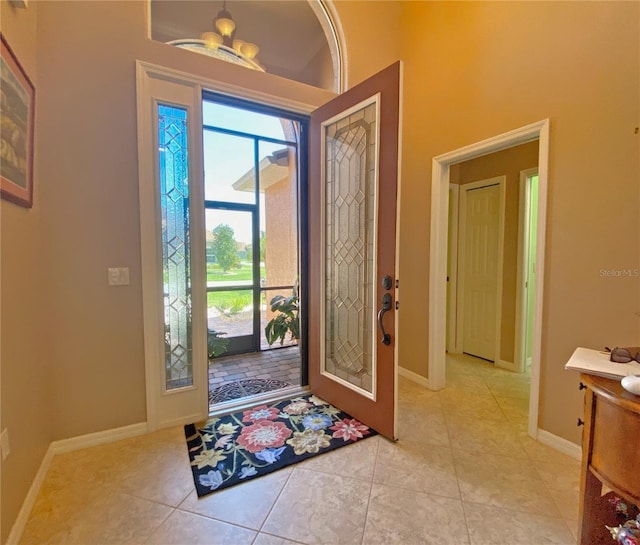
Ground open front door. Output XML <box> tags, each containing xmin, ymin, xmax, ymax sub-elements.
<box><xmin>308</xmin><ymin>62</ymin><xmax>401</xmax><ymax>440</ymax></box>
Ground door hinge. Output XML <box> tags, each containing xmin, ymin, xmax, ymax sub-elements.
<box><xmin>395</xmin><ymin>300</ymin><xmax>400</xmax><ymax>310</ymax></box>
<box><xmin>395</xmin><ymin>279</ymin><xmax>399</xmax><ymax>289</ymax></box>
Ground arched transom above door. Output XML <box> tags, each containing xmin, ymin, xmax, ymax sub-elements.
<box><xmin>150</xmin><ymin>0</ymin><xmax>343</xmax><ymax>92</ymax></box>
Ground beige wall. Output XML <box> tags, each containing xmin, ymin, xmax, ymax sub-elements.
<box><xmin>332</xmin><ymin>1</ymin><xmax>402</xmax><ymax>89</ymax></box>
<box><xmin>298</xmin><ymin>43</ymin><xmax>334</xmax><ymax>91</ymax></box>
<box><xmin>398</xmin><ymin>1</ymin><xmax>639</xmax><ymax>442</ymax></box>
<box><xmin>0</xmin><ymin>2</ymin><xmax>55</xmax><ymax>543</ymax></box>
<box><xmin>451</xmin><ymin>141</ymin><xmax>539</xmax><ymax>364</ymax></box>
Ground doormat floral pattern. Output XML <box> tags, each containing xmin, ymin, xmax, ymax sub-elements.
<box><xmin>184</xmin><ymin>394</ymin><xmax>377</xmax><ymax>497</ymax></box>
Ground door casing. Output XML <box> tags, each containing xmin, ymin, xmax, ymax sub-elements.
<box><xmin>429</xmin><ymin>119</ymin><xmax>550</xmax><ymax>440</ymax></box>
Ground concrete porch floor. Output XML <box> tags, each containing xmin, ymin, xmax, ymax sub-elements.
<box><xmin>208</xmin><ymin>345</ymin><xmax>301</xmax><ymax>392</ymax></box>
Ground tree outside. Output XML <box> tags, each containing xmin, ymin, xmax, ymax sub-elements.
<box><xmin>259</xmin><ymin>230</ymin><xmax>266</xmax><ymax>262</ymax></box>
<box><xmin>211</xmin><ymin>224</ymin><xmax>240</xmax><ymax>273</ymax></box>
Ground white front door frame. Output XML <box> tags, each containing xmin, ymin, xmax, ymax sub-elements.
<box><xmin>428</xmin><ymin>119</ymin><xmax>550</xmax><ymax>439</ymax></box>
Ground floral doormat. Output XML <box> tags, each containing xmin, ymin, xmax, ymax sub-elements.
<box><xmin>184</xmin><ymin>394</ymin><xmax>377</xmax><ymax>497</ymax></box>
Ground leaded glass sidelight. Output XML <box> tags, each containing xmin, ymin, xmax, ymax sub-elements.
<box><xmin>323</xmin><ymin>99</ymin><xmax>378</xmax><ymax>396</ymax></box>
<box><xmin>158</xmin><ymin>104</ymin><xmax>193</xmax><ymax>390</ymax></box>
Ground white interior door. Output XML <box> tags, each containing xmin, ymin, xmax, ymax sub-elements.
<box><xmin>459</xmin><ymin>177</ymin><xmax>505</xmax><ymax>362</ymax></box>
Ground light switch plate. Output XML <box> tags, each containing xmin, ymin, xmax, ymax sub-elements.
<box><xmin>108</xmin><ymin>267</ymin><xmax>130</xmax><ymax>286</ymax></box>
<box><xmin>1</xmin><ymin>429</ymin><xmax>10</xmax><ymax>461</ymax></box>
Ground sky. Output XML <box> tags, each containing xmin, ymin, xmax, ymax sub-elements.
<box><xmin>202</xmin><ymin>101</ymin><xmax>295</xmax><ymax>244</ymax></box>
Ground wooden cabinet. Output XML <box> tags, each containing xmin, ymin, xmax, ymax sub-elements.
<box><xmin>578</xmin><ymin>374</ymin><xmax>640</xmax><ymax>544</ymax></box>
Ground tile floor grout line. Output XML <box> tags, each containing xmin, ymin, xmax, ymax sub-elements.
<box><xmin>251</xmin><ymin>530</ymin><xmax>309</xmax><ymax>545</ymax></box>
<box><xmin>358</xmin><ymin>435</ymin><xmax>381</xmax><ymax>545</ymax></box>
<box><xmin>441</xmin><ymin>396</ymin><xmax>468</xmax><ymax>507</ymax></box>
<box><xmin>253</xmin><ymin>464</ymin><xmax>298</xmax><ymax>538</ymax></box>
<box><xmin>174</xmin><ymin>496</ymin><xmax>267</xmax><ymax>536</ymax></box>
<box><xmin>530</xmin><ymin>454</ymin><xmax>581</xmax><ymax>539</ymax></box>
<box><xmin>459</xmin><ymin>499</ymin><xmax>475</xmax><ymax>545</ymax></box>
<box><xmin>439</xmin><ymin>382</ymin><xmax>473</xmax><ymax>544</ymax></box>
<box><xmin>461</xmin><ymin>496</ymin><xmax>576</xmax><ymax>524</ymax></box>
<box><xmin>140</xmin><ymin>506</ymin><xmax>176</xmax><ymax>545</ymax></box>
<box><xmin>119</xmin><ymin>488</ymin><xmax>192</xmax><ymax>512</ymax></box>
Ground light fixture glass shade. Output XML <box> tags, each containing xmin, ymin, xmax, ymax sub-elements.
<box><xmin>167</xmin><ymin>2</ymin><xmax>262</xmax><ymax>72</ymax></box>
<box><xmin>240</xmin><ymin>42</ymin><xmax>259</xmax><ymax>59</ymax></box>
<box><xmin>167</xmin><ymin>40</ymin><xmax>265</xmax><ymax>72</ymax></box>
<box><xmin>201</xmin><ymin>32</ymin><xmax>223</xmax><ymax>48</ymax></box>
<box><xmin>232</xmin><ymin>39</ymin><xmax>245</xmax><ymax>53</ymax></box>
<box><xmin>215</xmin><ymin>16</ymin><xmax>236</xmax><ymax>37</ymax></box>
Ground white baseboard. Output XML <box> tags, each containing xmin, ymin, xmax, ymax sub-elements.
<box><xmin>536</xmin><ymin>428</ymin><xmax>582</xmax><ymax>461</ymax></box>
<box><xmin>158</xmin><ymin>414</ymin><xmax>207</xmax><ymax>431</ymax></box>
<box><xmin>6</xmin><ymin>444</ymin><xmax>55</xmax><ymax>545</ymax></box>
<box><xmin>51</xmin><ymin>422</ymin><xmax>148</xmax><ymax>455</ymax></box>
<box><xmin>496</xmin><ymin>359</ymin><xmax>516</xmax><ymax>371</ymax></box>
<box><xmin>7</xmin><ymin>422</ymin><xmax>148</xmax><ymax>544</ymax></box>
<box><xmin>399</xmin><ymin>366</ymin><xmax>431</xmax><ymax>389</ymax></box>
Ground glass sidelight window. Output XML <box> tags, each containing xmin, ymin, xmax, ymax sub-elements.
<box><xmin>158</xmin><ymin>103</ymin><xmax>193</xmax><ymax>390</ymax></box>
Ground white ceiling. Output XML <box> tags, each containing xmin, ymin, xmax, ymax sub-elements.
<box><xmin>151</xmin><ymin>0</ymin><xmax>330</xmax><ymax>85</ymax></box>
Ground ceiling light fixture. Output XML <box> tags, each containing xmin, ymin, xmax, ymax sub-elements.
<box><xmin>167</xmin><ymin>1</ymin><xmax>263</xmax><ymax>71</ymax></box>
<box><xmin>213</xmin><ymin>1</ymin><xmax>236</xmax><ymax>44</ymax></box>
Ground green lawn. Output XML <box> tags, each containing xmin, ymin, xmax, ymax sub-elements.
<box><xmin>207</xmin><ymin>289</ymin><xmax>254</xmax><ymax>313</ymax></box>
<box><xmin>207</xmin><ymin>262</ymin><xmax>266</xmax><ymax>282</ymax></box>
<box><xmin>206</xmin><ymin>262</ymin><xmax>296</xmax><ymax>314</ymax></box>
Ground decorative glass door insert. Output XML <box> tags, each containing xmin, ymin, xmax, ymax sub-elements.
<box><xmin>322</xmin><ymin>97</ymin><xmax>379</xmax><ymax>399</ymax></box>
<box><xmin>158</xmin><ymin>103</ymin><xmax>193</xmax><ymax>391</ymax></box>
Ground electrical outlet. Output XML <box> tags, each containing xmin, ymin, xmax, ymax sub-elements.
<box><xmin>1</xmin><ymin>428</ymin><xmax>10</xmax><ymax>461</ymax></box>
<box><xmin>108</xmin><ymin>267</ymin><xmax>130</xmax><ymax>286</ymax></box>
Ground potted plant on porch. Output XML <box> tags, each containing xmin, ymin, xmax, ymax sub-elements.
<box><xmin>207</xmin><ymin>328</ymin><xmax>230</xmax><ymax>359</ymax></box>
<box><xmin>264</xmin><ymin>289</ymin><xmax>299</xmax><ymax>346</ymax></box>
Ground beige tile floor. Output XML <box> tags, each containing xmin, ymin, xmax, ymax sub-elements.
<box><xmin>19</xmin><ymin>353</ymin><xmax>580</xmax><ymax>545</ymax></box>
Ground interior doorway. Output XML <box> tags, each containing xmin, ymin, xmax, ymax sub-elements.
<box><xmin>429</xmin><ymin>120</ymin><xmax>550</xmax><ymax>439</ymax></box>
<box><xmin>200</xmin><ymin>94</ymin><xmax>307</xmax><ymax>410</ymax></box>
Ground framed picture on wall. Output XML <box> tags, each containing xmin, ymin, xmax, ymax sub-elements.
<box><xmin>1</xmin><ymin>33</ymin><xmax>35</xmax><ymax>208</ymax></box>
